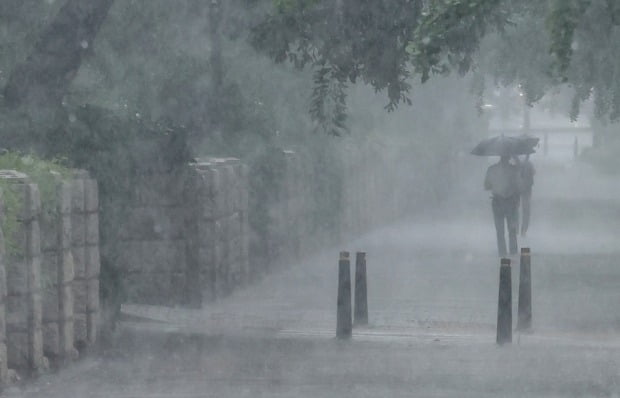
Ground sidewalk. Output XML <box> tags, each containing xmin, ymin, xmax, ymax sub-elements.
<box><xmin>118</xmin><ymin>158</ymin><xmax>620</xmax><ymax>345</ymax></box>
<box><xmin>6</xmin><ymin>159</ymin><xmax>620</xmax><ymax>398</ymax></box>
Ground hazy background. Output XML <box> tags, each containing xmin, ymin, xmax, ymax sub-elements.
<box><xmin>1</xmin><ymin>1</ymin><xmax>620</xmax><ymax>397</ymax></box>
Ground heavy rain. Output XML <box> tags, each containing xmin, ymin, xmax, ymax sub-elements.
<box><xmin>0</xmin><ymin>1</ymin><xmax>619</xmax><ymax>397</ymax></box>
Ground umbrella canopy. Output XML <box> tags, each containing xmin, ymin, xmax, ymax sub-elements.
<box><xmin>471</xmin><ymin>134</ymin><xmax>539</xmax><ymax>156</ymax></box>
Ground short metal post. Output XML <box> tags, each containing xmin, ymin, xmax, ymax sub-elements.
<box><xmin>354</xmin><ymin>252</ymin><xmax>368</xmax><ymax>326</ymax></box>
<box><xmin>517</xmin><ymin>248</ymin><xmax>532</xmax><ymax>331</ymax></box>
<box><xmin>497</xmin><ymin>258</ymin><xmax>512</xmax><ymax>345</ymax></box>
<box><xmin>336</xmin><ymin>251</ymin><xmax>352</xmax><ymax>339</ymax></box>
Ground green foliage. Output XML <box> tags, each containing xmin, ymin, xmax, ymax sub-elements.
<box><xmin>0</xmin><ymin>179</ymin><xmax>20</xmax><ymax>257</ymax></box>
<box><xmin>310</xmin><ymin>67</ymin><xmax>348</xmax><ymax>136</ymax></box>
<box><xmin>252</xmin><ymin>0</ymin><xmax>423</xmax><ymax>132</ymax></box>
<box><xmin>546</xmin><ymin>0</ymin><xmax>589</xmax><ymax>81</ymax></box>
<box><xmin>409</xmin><ymin>0</ymin><xmax>508</xmax><ymax>82</ymax></box>
<box><xmin>251</xmin><ymin>0</ymin><xmax>620</xmax><ymax>129</ymax></box>
<box><xmin>0</xmin><ymin>151</ymin><xmax>71</xmax><ymax>256</ymax></box>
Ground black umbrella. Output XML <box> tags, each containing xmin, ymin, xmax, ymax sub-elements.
<box><xmin>471</xmin><ymin>134</ymin><xmax>539</xmax><ymax>156</ymax></box>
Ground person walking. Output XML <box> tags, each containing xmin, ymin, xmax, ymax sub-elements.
<box><xmin>484</xmin><ymin>155</ymin><xmax>522</xmax><ymax>257</ymax></box>
<box><xmin>519</xmin><ymin>154</ymin><xmax>535</xmax><ymax>237</ymax></box>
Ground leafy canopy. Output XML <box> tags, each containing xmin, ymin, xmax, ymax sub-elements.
<box><xmin>252</xmin><ymin>0</ymin><xmax>620</xmax><ymax>131</ymax></box>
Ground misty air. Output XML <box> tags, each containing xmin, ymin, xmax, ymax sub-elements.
<box><xmin>0</xmin><ymin>1</ymin><xmax>619</xmax><ymax>397</ymax></box>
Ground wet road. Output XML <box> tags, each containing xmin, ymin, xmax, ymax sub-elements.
<box><xmin>5</xmin><ymin>158</ymin><xmax>620</xmax><ymax>398</ymax></box>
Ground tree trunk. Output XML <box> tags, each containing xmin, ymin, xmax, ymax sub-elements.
<box><xmin>3</xmin><ymin>0</ymin><xmax>115</xmax><ymax>108</ymax></box>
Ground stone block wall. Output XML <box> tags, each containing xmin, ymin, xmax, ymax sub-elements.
<box><xmin>40</xmin><ymin>180</ymin><xmax>78</xmax><ymax>361</ymax></box>
<box><xmin>0</xmin><ymin>186</ymin><xmax>8</xmax><ymax>384</ymax></box>
<box><xmin>0</xmin><ymin>169</ymin><xmax>100</xmax><ymax>382</ymax></box>
<box><xmin>118</xmin><ymin>158</ymin><xmax>249</xmax><ymax>307</ymax></box>
<box><xmin>185</xmin><ymin>158</ymin><xmax>249</xmax><ymax>305</ymax></box>
<box><xmin>118</xmin><ymin>169</ymin><xmax>188</xmax><ymax>305</ymax></box>
<box><xmin>70</xmin><ymin>172</ymin><xmax>100</xmax><ymax>348</ymax></box>
<box><xmin>2</xmin><ymin>172</ymin><xmax>45</xmax><ymax>373</ymax></box>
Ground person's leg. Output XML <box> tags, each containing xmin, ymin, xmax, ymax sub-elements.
<box><xmin>506</xmin><ymin>196</ymin><xmax>519</xmax><ymax>255</ymax></box>
<box><xmin>492</xmin><ymin>198</ymin><xmax>507</xmax><ymax>256</ymax></box>
<box><xmin>521</xmin><ymin>190</ymin><xmax>531</xmax><ymax>236</ymax></box>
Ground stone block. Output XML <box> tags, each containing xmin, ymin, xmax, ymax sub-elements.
<box><xmin>31</xmin><ymin>290</ymin><xmax>43</xmax><ymax>328</ymax></box>
<box><xmin>27</xmin><ymin>222</ymin><xmax>41</xmax><ymax>258</ymax></box>
<box><xmin>85</xmin><ymin>245</ymin><xmax>100</xmax><ymax>279</ymax></box>
<box><xmin>32</xmin><ymin>326</ymin><xmax>45</xmax><ymax>370</ymax></box>
<box><xmin>60</xmin><ymin>249</ymin><xmax>75</xmax><ymax>283</ymax></box>
<box><xmin>230</xmin><ymin>163</ymin><xmax>243</xmax><ymax>209</ymax></box>
<box><xmin>72</xmin><ymin>246</ymin><xmax>86</xmax><ymax>280</ymax></box>
<box><xmin>40</xmin><ymin>218</ymin><xmax>57</xmax><ymax>252</ymax></box>
<box><xmin>59</xmin><ymin>215</ymin><xmax>71</xmax><ymax>249</ymax></box>
<box><xmin>7</xmin><ymin>331</ymin><xmax>28</xmax><ymax>369</ymax></box>
<box><xmin>5</xmin><ymin>295</ymin><xmax>28</xmax><ymax>328</ymax></box>
<box><xmin>57</xmin><ymin>182</ymin><xmax>72</xmax><ymax>214</ymax></box>
<box><xmin>198</xmin><ymin>195</ymin><xmax>217</xmax><ymax>223</ymax></box>
<box><xmin>59</xmin><ymin>318</ymin><xmax>74</xmax><ymax>357</ymax></box>
<box><xmin>197</xmin><ymin>221</ymin><xmax>217</xmax><ymax>244</ymax></box>
<box><xmin>6</xmin><ymin>222</ymin><xmax>27</xmax><ymax>261</ymax></box>
<box><xmin>6</xmin><ymin>264</ymin><xmax>28</xmax><ymax>296</ymax></box>
<box><xmin>197</xmin><ymin>247</ymin><xmax>216</xmax><ymax>271</ymax></box>
<box><xmin>73</xmin><ymin>281</ymin><xmax>87</xmax><ymax>314</ymax></box>
<box><xmin>42</xmin><ymin>284</ymin><xmax>59</xmax><ymax>321</ymax></box>
<box><xmin>216</xmin><ymin>218</ymin><xmax>228</xmax><ymax>246</ymax></box>
<box><xmin>166</xmin><ymin>207</ymin><xmax>189</xmax><ymax>240</ymax></box>
<box><xmin>83</xmin><ymin>179</ymin><xmax>99</xmax><ymax>212</ymax></box>
<box><xmin>0</xmin><ymin>343</ymin><xmax>7</xmax><ymax>385</ymax></box>
<box><xmin>42</xmin><ymin>323</ymin><xmax>60</xmax><ymax>357</ymax></box>
<box><xmin>85</xmin><ymin>213</ymin><xmax>99</xmax><ymax>245</ymax></box>
<box><xmin>40</xmin><ymin>252</ymin><xmax>57</xmax><ymax>282</ymax></box>
<box><xmin>0</xmin><ymin>303</ymin><xmax>6</xmax><ymax>341</ymax></box>
<box><xmin>71</xmin><ymin>213</ymin><xmax>86</xmax><ymax>247</ymax></box>
<box><xmin>229</xmin><ymin>242</ymin><xmax>243</xmax><ymax>267</ymax></box>
<box><xmin>60</xmin><ymin>284</ymin><xmax>74</xmax><ymax>320</ymax></box>
<box><xmin>194</xmin><ymin>169</ymin><xmax>215</xmax><ymax>199</ymax></box>
<box><xmin>221</xmin><ymin>165</ymin><xmax>236</xmax><ymax>215</ymax></box>
<box><xmin>206</xmin><ymin>168</ymin><xmax>223</xmax><ymax>220</ymax></box>
<box><xmin>73</xmin><ymin>314</ymin><xmax>87</xmax><ymax>345</ymax></box>
<box><xmin>86</xmin><ymin>311</ymin><xmax>98</xmax><ymax>345</ymax></box>
<box><xmin>0</xmin><ymin>262</ymin><xmax>6</xmax><ymax>298</ymax></box>
<box><xmin>239</xmin><ymin>175</ymin><xmax>249</xmax><ymax>213</ymax></box>
<box><xmin>24</xmin><ymin>184</ymin><xmax>41</xmax><ymax>220</ymax></box>
<box><xmin>70</xmin><ymin>178</ymin><xmax>85</xmax><ymax>213</ymax></box>
<box><xmin>87</xmin><ymin>279</ymin><xmax>99</xmax><ymax>312</ymax></box>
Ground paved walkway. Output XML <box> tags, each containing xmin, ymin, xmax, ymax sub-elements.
<box><xmin>5</xmin><ymin>157</ymin><xmax>620</xmax><ymax>397</ymax></box>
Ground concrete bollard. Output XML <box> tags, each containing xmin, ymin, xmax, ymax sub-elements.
<box><xmin>517</xmin><ymin>248</ymin><xmax>532</xmax><ymax>331</ymax></box>
<box><xmin>497</xmin><ymin>258</ymin><xmax>512</xmax><ymax>345</ymax></box>
<box><xmin>354</xmin><ymin>252</ymin><xmax>368</xmax><ymax>326</ymax></box>
<box><xmin>336</xmin><ymin>251</ymin><xmax>352</xmax><ymax>339</ymax></box>
<box><xmin>543</xmin><ymin>133</ymin><xmax>549</xmax><ymax>156</ymax></box>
